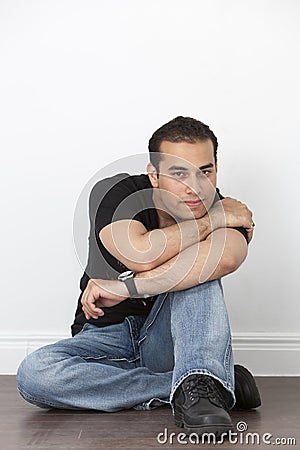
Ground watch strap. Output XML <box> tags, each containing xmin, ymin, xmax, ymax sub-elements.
<box><xmin>124</xmin><ymin>277</ymin><xmax>139</xmax><ymax>298</ymax></box>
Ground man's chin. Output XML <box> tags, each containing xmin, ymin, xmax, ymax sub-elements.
<box><xmin>190</xmin><ymin>210</ymin><xmax>207</xmax><ymax>220</ymax></box>
<box><xmin>176</xmin><ymin>208</ymin><xmax>208</xmax><ymax>221</ymax></box>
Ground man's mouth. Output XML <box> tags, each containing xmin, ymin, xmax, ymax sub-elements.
<box><xmin>183</xmin><ymin>199</ymin><xmax>205</xmax><ymax>208</ymax></box>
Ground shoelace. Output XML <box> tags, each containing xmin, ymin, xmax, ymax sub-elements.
<box><xmin>184</xmin><ymin>375</ymin><xmax>227</xmax><ymax>409</ymax></box>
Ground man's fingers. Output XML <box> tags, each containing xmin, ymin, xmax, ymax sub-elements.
<box><xmin>84</xmin><ymin>300</ymin><xmax>104</xmax><ymax>317</ymax></box>
<box><xmin>81</xmin><ymin>279</ymin><xmax>117</xmax><ymax>320</ymax></box>
<box><xmin>83</xmin><ymin>308</ymin><xmax>91</xmax><ymax>320</ymax></box>
<box><xmin>82</xmin><ymin>304</ymin><xmax>91</xmax><ymax>320</ymax></box>
<box><xmin>81</xmin><ymin>287</ymin><xmax>105</xmax><ymax>319</ymax></box>
<box><xmin>82</xmin><ymin>304</ymin><xmax>104</xmax><ymax>320</ymax></box>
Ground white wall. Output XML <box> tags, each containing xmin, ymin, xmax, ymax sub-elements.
<box><xmin>0</xmin><ymin>0</ymin><xmax>299</xmax><ymax>374</ymax></box>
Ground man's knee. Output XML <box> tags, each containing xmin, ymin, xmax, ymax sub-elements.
<box><xmin>172</xmin><ymin>279</ymin><xmax>223</xmax><ymax>299</ymax></box>
<box><xmin>16</xmin><ymin>346</ymin><xmax>57</xmax><ymax>406</ymax></box>
<box><xmin>170</xmin><ymin>279</ymin><xmax>227</xmax><ymax>325</ymax></box>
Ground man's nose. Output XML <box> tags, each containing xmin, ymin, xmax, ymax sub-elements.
<box><xmin>185</xmin><ymin>174</ymin><xmax>204</xmax><ymax>196</ymax></box>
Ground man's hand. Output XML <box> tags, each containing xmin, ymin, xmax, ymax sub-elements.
<box><xmin>81</xmin><ymin>279</ymin><xmax>128</xmax><ymax>320</ymax></box>
<box><xmin>210</xmin><ymin>197</ymin><xmax>254</xmax><ymax>243</ymax></box>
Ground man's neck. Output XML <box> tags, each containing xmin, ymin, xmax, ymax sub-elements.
<box><xmin>153</xmin><ymin>199</ymin><xmax>176</xmax><ymax>228</ymax></box>
<box><xmin>152</xmin><ymin>191</ymin><xmax>176</xmax><ymax>229</ymax></box>
<box><xmin>157</xmin><ymin>211</ymin><xmax>177</xmax><ymax>229</ymax></box>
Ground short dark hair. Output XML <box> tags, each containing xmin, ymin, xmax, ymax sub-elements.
<box><xmin>148</xmin><ymin>116</ymin><xmax>218</xmax><ymax>171</ymax></box>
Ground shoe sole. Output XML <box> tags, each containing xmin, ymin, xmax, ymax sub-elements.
<box><xmin>234</xmin><ymin>364</ymin><xmax>262</xmax><ymax>410</ymax></box>
<box><xmin>174</xmin><ymin>411</ymin><xmax>233</xmax><ymax>436</ymax></box>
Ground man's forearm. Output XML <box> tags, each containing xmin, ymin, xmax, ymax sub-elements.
<box><xmin>134</xmin><ymin>228</ymin><xmax>247</xmax><ymax>295</ymax></box>
<box><xmin>86</xmin><ymin>228</ymin><xmax>247</xmax><ymax>315</ymax></box>
<box><xmin>141</xmin><ymin>213</ymin><xmax>214</xmax><ymax>264</ymax></box>
<box><xmin>134</xmin><ymin>238</ymin><xmax>224</xmax><ymax>295</ymax></box>
<box><xmin>100</xmin><ymin>213</ymin><xmax>215</xmax><ymax>272</ymax></box>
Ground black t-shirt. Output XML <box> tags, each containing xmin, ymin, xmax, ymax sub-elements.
<box><xmin>71</xmin><ymin>173</ymin><xmax>247</xmax><ymax>336</ymax></box>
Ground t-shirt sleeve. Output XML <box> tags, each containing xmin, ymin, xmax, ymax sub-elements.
<box><xmin>93</xmin><ymin>176</ymin><xmax>148</xmax><ymax>238</ymax></box>
<box><xmin>84</xmin><ymin>174</ymin><xmax>148</xmax><ymax>280</ymax></box>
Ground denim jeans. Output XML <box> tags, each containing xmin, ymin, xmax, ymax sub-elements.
<box><xmin>17</xmin><ymin>279</ymin><xmax>235</xmax><ymax>412</ymax></box>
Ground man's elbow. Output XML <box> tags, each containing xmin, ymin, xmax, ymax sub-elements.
<box><xmin>222</xmin><ymin>250</ymin><xmax>247</xmax><ymax>275</ymax></box>
<box><xmin>99</xmin><ymin>227</ymin><xmax>157</xmax><ymax>273</ymax></box>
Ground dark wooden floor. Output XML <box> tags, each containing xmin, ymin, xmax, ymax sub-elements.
<box><xmin>0</xmin><ymin>376</ymin><xmax>299</xmax><ymax>449</ymax></box>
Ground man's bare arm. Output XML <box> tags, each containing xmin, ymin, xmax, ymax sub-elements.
<box><xmin>99</xmin><ymin>215</ymin><xmax>212</xmax><ymax>272</ymax></box>
<box><xmin>134</xmin><ymin>228</ymin><xmax>248</xmax><ymax>295</ymax></box>
<box><xmin>81</xmin><ymin>227</ymin><xmax>248</xmax><ymax>319</ymax></box>
<box><xmin>99</xmin><ymin>197</ymin><xmax>252</xmax><ymax>272</ymax></box>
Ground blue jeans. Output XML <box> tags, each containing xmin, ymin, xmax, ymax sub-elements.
<box><xmin>17</xmin><ymin>279</ymin><xmax>235</xmax><ymax>412</ymax></box>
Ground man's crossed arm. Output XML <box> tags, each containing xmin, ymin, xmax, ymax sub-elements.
<box><xmin>99</xmin><ymin>197</ymin><xmax>253</xmax><ymax>272</ymax></box>
<box><xmin>81</xmin><ymin>197</ymin><xmax>253</xmax><ymax>320</ymax></box>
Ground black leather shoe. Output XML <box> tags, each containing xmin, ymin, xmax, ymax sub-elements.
<box><xmin>173</xmin><ymin>375</ymin><xmax>233</xmax><ymax>436</ymax></box>
<box><xmin>233</xmin><ymin>364</ymin><xmax>262</xmax><ymax>410</ymax></box>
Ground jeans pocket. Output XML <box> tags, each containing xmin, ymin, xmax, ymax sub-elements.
<box><xmin>81</xmin><ymin>323</ymin><xmax>96</xmax><ymax>332</ymax></box>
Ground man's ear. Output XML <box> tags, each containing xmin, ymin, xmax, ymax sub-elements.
<box><xmin>215</xmin><ymin>161</ymin><xmax>218</xmax><ymax>173</ymax></box>
<box><xmin>147</xmin><ymin>162</ymin><xmax>159</xmax><ymax>188</ymax></box>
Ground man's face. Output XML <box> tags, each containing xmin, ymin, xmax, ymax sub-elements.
<box><xmin>148</xmin><ymin>139</ymin><xmax>217</xmax><ymax>222</ymax></box>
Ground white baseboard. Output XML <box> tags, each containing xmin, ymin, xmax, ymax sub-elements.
<box><xmin>232</xmin><ymin>332</ymin><xmax>300</xmax><ymax>376</ymax></box>
<box><xmin>0</xmin><ymin>332</ymin><xmax>299</xmax><ymax>376</ymax></box>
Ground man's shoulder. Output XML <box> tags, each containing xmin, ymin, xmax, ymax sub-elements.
<box><xmin>90</xmin><ymin>173</ymin><xmax>149</xmax><ymax>200</ymax></box>
<box><xmin>90</xmin><ymin>173</ymin><xmax>150</xmax><ymax>198</ymax></box>
<box><xmin>89</xmin><ymin>173</ymin><xmax>152</xmax><ymax>215</ymax></box>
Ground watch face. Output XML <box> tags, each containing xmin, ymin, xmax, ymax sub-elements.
<box><xmin>118</xmin><ymin>270</ymin><xmax>134</xmax><ymax>281</ymax></box>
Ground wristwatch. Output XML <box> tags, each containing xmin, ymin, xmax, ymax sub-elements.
<box><xmin>117</xmin><ymin>270</ymin><xmax>153</xmax><ymax>299</ymax></box>
<box><xmin>118</xmin><ymin>270</ymin><xmax>138</xmax><ymax>297</ymax></box>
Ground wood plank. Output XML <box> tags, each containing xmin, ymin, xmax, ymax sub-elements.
<box><xmin>0</xmin><ymin>376</ymin><xmax>299</xmax><ymax>449</ymax></box>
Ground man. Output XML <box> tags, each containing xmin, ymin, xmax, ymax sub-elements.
<box><xmin>17</xmin><ymin>116</ymin><xmax>260</xmax><ymax>436</ymax></box>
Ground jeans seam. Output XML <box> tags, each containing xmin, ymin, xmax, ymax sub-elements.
<box><xmin>18</xmin><ymin>386</ymin><xmax>64</xmax><ymax>409</ymax></box>
<box><xmin>82</xmin><ymin>355</ymin><xmax>107</xmax><ymax>360</ymax></box>
<box><xmin>137</xmin><ymin>293</ymin><xmax>168</xmax><ymax>346</ymax></box>
<box><xmin>125</xmin><ymin>316</ymin><xmax>140</xmax><ymax>360</ymax></box>
<box><xmin>83</xmin><ymin>354</ymin><xmax>139</xmax><ymax>363</ymax></box>
<box><xmin>75</xmin><ymin>322</ymin><xmax>91</xmax><ymax>335</ymax></box>
<box><xmin>224</xmin><ymin>334</ymin><xmax>233</xmax><ymax>387</ymax></box>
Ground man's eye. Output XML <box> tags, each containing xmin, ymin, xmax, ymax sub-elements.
<box><xmin>199</xmin><ymin>170</ymin><xmax>212</xmax><ymax>176</ymax></box>
<box><xmin>172</xmin><ymin>172</ymin><xmax>186</xmax><ymax>178</ymax></box>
